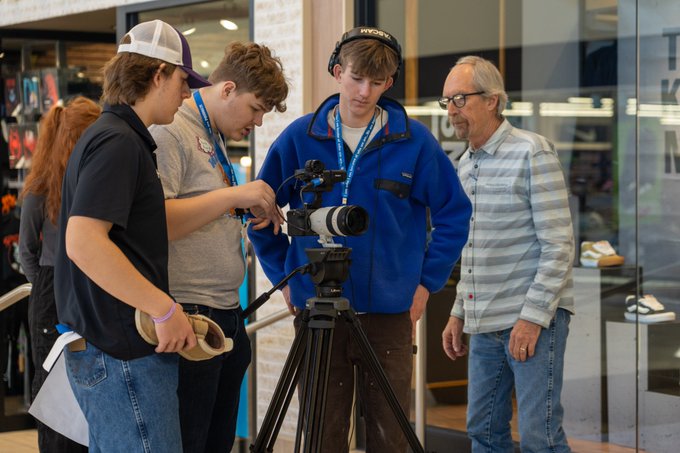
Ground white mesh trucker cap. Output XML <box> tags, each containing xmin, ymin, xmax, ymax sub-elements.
<box><xmin>117</xmin><ymin>20</ymin><xmax>211</xmax><ymax>89</ymax></box>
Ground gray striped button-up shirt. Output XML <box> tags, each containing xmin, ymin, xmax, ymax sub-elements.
<box><xmin>451</xmin><ymin>119</ymin><xmax>574</xmax><ymax>334</ymax></box>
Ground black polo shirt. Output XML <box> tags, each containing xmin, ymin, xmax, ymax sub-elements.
<box><xmin>55</xmin><ymin>103</ymin><xmax>168</xmax><ymax>360</ymax></box>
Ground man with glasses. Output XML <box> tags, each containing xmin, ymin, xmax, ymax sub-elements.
<box><xmin>441</xmin><ymin>56</ymin><xmax>574</xmax><ymax>453</ymax></box>
<box><xmin>249</xmin><ymin>27</ymin><xmax>471</xmax><ymax>452</ymax></box>
<box><xmin>437</xmin><ymin>91</ymin><xmax>485</xmax><ymax>109</ymax></box>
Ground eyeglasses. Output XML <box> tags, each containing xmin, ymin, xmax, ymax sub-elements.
<box><xmin>438</xmin><ymin>91</ymin><xmax>485</xmax><ymax>109</ymax></box>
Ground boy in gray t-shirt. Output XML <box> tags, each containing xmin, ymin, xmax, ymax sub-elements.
<box><xmin>150</xmin><ymin>42</ymin><xmax>288</xmax><ymax>453</ymax></box>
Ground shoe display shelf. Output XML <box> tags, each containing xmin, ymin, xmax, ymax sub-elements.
<box><xmin>592</xmin><ymin>260</ymin><xmax>680</xmax><ymax>453</ymax></box>
<box><xmin>606</xmin><ymin>318</ymin><xmax>680</xmax><ymax>452</ymax></box>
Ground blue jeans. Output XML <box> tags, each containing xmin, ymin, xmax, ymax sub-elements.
<box><xmin>178</xmin><ymin>305</ymin><xmax>251</xmax><ymax>453</ymax></box>
<box><xmin>65</xmin><ymin>342</ymin><xmax>182</xmax><ymax>453</ymax></box>
<box><xmin>467</xmin><ymin>308</ymin><xmax>571</xmax><ymax>453</ymax></box>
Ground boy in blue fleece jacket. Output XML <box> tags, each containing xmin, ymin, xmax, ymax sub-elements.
<box><xmin>248</xmin><ymin>27</ymin><xmax>471</xmax><ymax>452</ymax></box>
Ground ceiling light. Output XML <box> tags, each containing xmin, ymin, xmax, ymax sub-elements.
<box><xmin>182</xmin><ymin>27</ymin><xmax>196</xmax><ymax>36</ymax></box>
<box><xmin>220</xmin><ymin>19</ymin><xmax>238</xmax><ymax>31</ymax></box>
<box><xmin>0</xmin><ymin>52</ymin><xmax>5</xmax><ymax>59</ymax></box>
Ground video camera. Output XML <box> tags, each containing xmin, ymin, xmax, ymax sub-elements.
<box><xmin>286</xmin><ymin>160</ymin><xmax>369</xmax><ymax>238</ymax></box>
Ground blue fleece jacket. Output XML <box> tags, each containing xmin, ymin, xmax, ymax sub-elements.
<box><xmin>249</xmin><ymin>95</ymin><xmax>471</xmax><ymax>313</ymax></box>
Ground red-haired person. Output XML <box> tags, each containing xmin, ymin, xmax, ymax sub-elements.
<box><xmin>20</xmin><ymin>95</ymin><xmax>100</xmax><ymax>453</ymax></box>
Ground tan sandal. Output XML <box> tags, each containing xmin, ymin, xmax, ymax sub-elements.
<box><xmin>135</xmin><ymin>309</ymin><xmax>233</xmax><ymax>361</ymax></box>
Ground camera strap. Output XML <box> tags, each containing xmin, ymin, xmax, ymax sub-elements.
<box><xmin>334</xmin><ymin>107</ymin><xmax>377</xmax><ymax>205</ymax></box>
<box><xmin>193</xmin><ymin>90</ymin><xmax>239</xmax><ymax>188</ymax></box>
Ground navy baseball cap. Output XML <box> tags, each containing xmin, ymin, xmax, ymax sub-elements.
<box><xmin>117</xmin><ymin>19</ymin><xmax>211</xmax><ymax>89</ymax></box>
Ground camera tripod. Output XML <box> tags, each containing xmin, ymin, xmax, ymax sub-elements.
<box><xmin>246</xmin><ymin>246</ymin><xmax>424</xmax><ymax>453</ymax></box>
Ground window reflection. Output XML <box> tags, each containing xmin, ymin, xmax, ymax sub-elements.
<box><xmin>374</xmin><ymin>0</ymin><xmax>680</xmax><ymax>451</ymax></box>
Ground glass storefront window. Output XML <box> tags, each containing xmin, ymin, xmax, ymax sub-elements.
<box><xmin>368</xmin><ymin>1</ymin><xmax>680</xmax><ymax>451</ymax></box>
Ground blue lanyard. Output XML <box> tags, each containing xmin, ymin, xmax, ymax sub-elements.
<box><xmin>334</xmin><ymin>107</ymin><xmax>377</xmax><ymax>205</ymax></box>
<box><xmin>193</xmin><ymin>90</ymin><xmax>238</xmax><ymax>187</ymax></box>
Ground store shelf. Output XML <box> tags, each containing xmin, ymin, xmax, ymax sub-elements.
<box><xmin>606</xmin><ymin>320</ymin><xmax>680</xmax><ymax>451</ymax></box>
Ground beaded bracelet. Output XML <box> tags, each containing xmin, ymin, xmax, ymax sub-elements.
<box><xmin>152</xmin><ymin>303</ymin><xmax>176</xmax><ymax>324</ymax></box>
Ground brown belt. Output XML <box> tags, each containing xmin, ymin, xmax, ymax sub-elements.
<box><xmin>68</xmin><ymin>337</ymin><xmax>87</xmax><ymax>352</ymax></box>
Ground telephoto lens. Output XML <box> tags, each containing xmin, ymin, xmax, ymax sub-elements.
<box><xmin>308</xmin><ymin>205</ymin><xmax>369</xmax><ymax>237</ymax></box>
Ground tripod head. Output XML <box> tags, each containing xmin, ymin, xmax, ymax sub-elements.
<box><xmin>241</xmin><ymin>244</ymin><xmax>352</xmax><ymax>319</ymax></box>
<box><xmin>305</xmin><ymin>246</ymin><xmax>351</xmax><ymax>299</ymax></box>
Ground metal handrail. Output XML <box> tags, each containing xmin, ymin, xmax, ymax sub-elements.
<box><xmin>245</xmin><ymin>308</ymin><xmax>291</xmax><ymax>336</ymax></box>
<box><xmin>0</xmin><ymin>283</ymin><xmax>33</xmax><ymax>419</ymax></box>
<box><xmin>0</xmin><ymin>283</ymin><xmax>32</xmax><ymax>312</ymax></box>
<box><xmin>415</xmin><ymin>315</ymin><xmax>427</xmax><ymax>444</ymax></box>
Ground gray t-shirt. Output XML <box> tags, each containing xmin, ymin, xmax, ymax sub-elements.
<box><xmin>150</xmin><ymin>103</ymin><xmax>244</xmax><ymax>310</ymax></box>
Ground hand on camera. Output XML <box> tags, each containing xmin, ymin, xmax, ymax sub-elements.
<box><xmin>234</xmin><ymin>180</ymin><xmax>284</xmax><ymax>233</ymax></box>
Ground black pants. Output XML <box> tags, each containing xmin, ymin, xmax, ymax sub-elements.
<box><xmin>28</xmin><ymin>266</ymin><xmax>88</xmax><ymax>453</ymax></box>
<box><xmin>178</xmin><ymin>305</ymin><xmax>251</xmax><ymax>453</ymax></box>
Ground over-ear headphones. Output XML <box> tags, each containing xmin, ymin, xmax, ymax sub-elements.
<box><xmin>327</xmin><ymin>26</ymin><xmax>403</xmax><ymax>82</ymax></box>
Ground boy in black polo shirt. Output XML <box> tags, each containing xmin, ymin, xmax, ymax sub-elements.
<box><xmin>54</xmin><ymin>20</ymin><xmax>209</xmax><ymax>452</ymax></box>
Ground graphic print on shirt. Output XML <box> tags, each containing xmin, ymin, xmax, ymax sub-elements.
<box><xmin>196</xmin><ymin>135</ymin><xmax>218</xmax><ymax>169</ymax></box>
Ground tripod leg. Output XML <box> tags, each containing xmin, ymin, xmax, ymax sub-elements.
<box><xmin>341</xmin><ymin>310</ymin><xmax>425</xmax><ymax>453</ymax></box>
<box><xmin>295</xmin><ymin>306</ymin><xmax>336</xmax><ymax>453</ymax></box>
<box><xmin>251</xmin><ymin>310</ymin><xmax>310</xmax><ymax>453</ymax></box>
